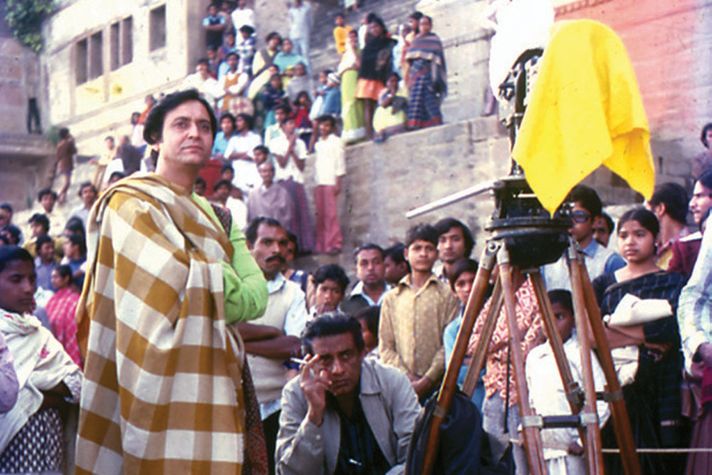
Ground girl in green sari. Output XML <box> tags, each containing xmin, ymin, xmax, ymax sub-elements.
<box><xmin>337</xmin><ymin>29</ymin><xmax>366</xmax><ymax>144</ymax></box>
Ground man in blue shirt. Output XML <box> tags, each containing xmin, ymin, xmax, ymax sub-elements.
<box><xmin>212</xmin><ymin>112</ymin><xmax>236</xmax><ymax>159</ymax></box>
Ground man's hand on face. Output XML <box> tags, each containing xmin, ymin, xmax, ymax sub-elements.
<box><xmin>300</xmin><ymin>354</ymin><xmax>330</xmax><ymax>426</ymax></box>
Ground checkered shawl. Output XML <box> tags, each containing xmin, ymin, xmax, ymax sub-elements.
<box><xmin>75</xmin><ymin>174</ymin><xmax>246</xmax><ymax>474</ymax></box>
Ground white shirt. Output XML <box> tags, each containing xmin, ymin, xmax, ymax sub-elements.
<box><xmin>231</xmin><ymin>7</ymin><xmax>255</xmax><ymax>31</ymax></box>
<box><xmin>313</xmin><ymin>134</ymin><xmax>345</xmax><ymax>186</ymax></box>
<box><xmin>225</xmin><ymin>131</ymin><xmax>263</xmax><ymax>194</ymax></box>
<box><xmin>182</xmin><ymin>72</ymin><xmax>224</xmax><ymax>106</ymax></box>
<box><xmin>271</xmin><ymin>135</ymin><xmax>308</xmax><ymax>184</ymax></box>
<box><xmin>288</xmin><ymin>2</ymin><xmax>312</xmax><ymax>39</ymax></box>
<box><xmin>226</xmin><ymin>197</ymin><xmax>247</xmax><ymax>230</ymax></box>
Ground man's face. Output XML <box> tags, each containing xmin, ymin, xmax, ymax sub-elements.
<box><xmin>105</xmin><ymin>138</ymin><xmax>115</xmax><ymax>150</ymax></box>
<box><xmin>275</xmin><ymin>109</ymin><xmax>287</xmax><ymax>125</ymax></box>
<box><xmin>282</xmin><ymin>39</ymin><xmax>293</xmax><ymax>53</ymax></box>
<box><xmin>159</xmin><ymin>100</ymin><xmax>213</xmax><ymax>170</ymax></box>
<box><xmin>552</xmin><ymin>302</ymin><xmax>575</xmax><ymax>342</ymax></box>
<box><xmin>335</xmin><ymin>15</ymin><xmax>345</xmax><ymax>27</ymax></box>
<box><xmin>294</xmin><ymin>63</ymin><xmax>306</xmax><ymax>77</ymax></box>
<box><xmin>437</xmin><ymin>226</ymin><xmax>467</xmax><ymax>264</ymax></box>
<box><xmin>227</xmin><ymin>54</ymin><xmax>238</xmax><ymax>69</ymax></box>
<box><xmin>405</xmin><ymin>239</ymin><xmax>438</xmax><ymax>273</ymax></box>
<box><xmin>207</xmin><ymin>48</ymin><xmax>216</xmax><ymax>60</ymax></box>
<box><xmin>706</xmin><ymin>129</ymin><xmax>712</xmax><ymax>150</ymax></box>
<box><xmin>81</xmin><ymin>186</ymin><xmax>97</xmax><ymax>207</ymax></box>
<box><xmin>39</xmin><ymin>242</ymin><xmax>55</xmax><ymax>263</ymax></box>
<box><xmin>316</xmin><ymin>279</ymin><xmax>344</xmax><ymax>312</ymax></box>
<box><xmin>221</xmin><ymin>117</ymin><xmax>234</xmax><ymax>135</ymax></box>
<box><xmin>592</xmin><ymin>216</ymin><xmax>611</xmax><ymax>247</ymax></box>
<box><xmin>319</xmin><ymin>120</ymin><xmax>332</xmax><ymax>137</ymax></box>
<box><xmin>355</xmin><ymin>248</ymin><xmax>385</xmax><ymax>287</ymax></box>
<box><xmin>282</xmin><ymin>119</ymin><xmax>296</xmax><ymax>135</ymax></box>
<box><xmin>208</xmin><ymin>5</ymin><xmax>218</xmax><ymax>16</ymax></box>
<box><xmin>236</xmin><ymin>115</ymin><xmax>247</xmax><ymax>132</ymax></box>
<box><xmin>249</xmin><ymin>223</ymin><xmax>287</xmax><ymax>279</ymax></box>
<box><xmin>214</xmin><ymin>184</ymin><xmax>231</xmax><ymax>202</ymax></box>
<box><xmin>690</xmin><ymin>181</ymin><xmax>712</xmax><ymax>225</ymax></box>
<box><xmin>569</xmin><ymin>202</ymin><xmax>594</xmax><ymax>244</ymax></box>
<box><xmin>30</xmin><ymin>222</ymin><xmax>45</xmax><ymax>238</ymax></box>
<box><xmin>196</xmin><ymin>63</ymin><xmax>209</xmax><ymax>79</ymax></box>
<box><xmin>258</xmin><ymin>162</ymin><xmax>275</xmax><ymax>186</ymax></box>
<box><xmin>383</xmin><ymin>255</ymin><xmax>407</xmax><ymax>285</ymax></box>
<box><xmin>0</xmin><ymin>259</ymin><xmax>36</xmax><ymax>314</ymax></box>
<box><xmin>310</xmin><ymin>333</ymin><xmax>363</xmax><ymax>397</ymax></box>
<box><xmin>40</xmin><ymin>194</ymin><xmax>55</xmax><ymax>213</ymax></box>
<box><xmin>254</xmin><ymin>149</ymin><xmax>268</xmax><ymax>165</ymax></box>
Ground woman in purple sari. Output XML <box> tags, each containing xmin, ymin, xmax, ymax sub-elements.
<box><xmin>405</xmin><ymin>15</ymin><xmax>447</xmax><ymax>130</ymax></box>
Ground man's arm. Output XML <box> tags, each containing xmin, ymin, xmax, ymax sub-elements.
<box><xmin>275</xmin><ymin>361</ymin><xmax>328</xmax><ymax>475</ymax></box>
<box><xmin>378</xmin><ymin>293</ymin><xmax>401</xmax><ymax>369</ymax></box>
<box><xmin>236</xmin><ymin>322</ymin><xmax>282</xmax><ymax>341</ymax></box>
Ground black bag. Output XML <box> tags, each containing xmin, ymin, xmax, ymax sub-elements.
<box><xmin>405</xmin><ymin>390</ymin><xmax>513</xmax><ymax>475</ymax></box>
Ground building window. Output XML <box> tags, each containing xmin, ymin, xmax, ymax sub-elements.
<box><xmin>110</xmin><ymin>17</ymin><xmax>133</xmax><ymax>71</ymax></box>
<box><xmin>149</xmin><ymin>5</ymin><xmax>166</xmax><ymax>51</ymax></box>
<box><xmin>76</xmin><ymin>38</ymin><xmax>88</xmax><ymax>84</ymax></box>
<box><xmin>89</xmin><ymin>31</ymin><xmax>103</xmax><ymax>80</ymax></box>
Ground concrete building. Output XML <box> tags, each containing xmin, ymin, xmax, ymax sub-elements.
<box><xmin>0</xmin><ymin>0</ymin><xmax>53</xmax><ymax>212</ymax></box>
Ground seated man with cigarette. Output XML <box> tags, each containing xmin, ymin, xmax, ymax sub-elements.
<box><xmin>276</xmin><ymin>313</ymin><xmax>420</xmax><ymax>475</ymax></box>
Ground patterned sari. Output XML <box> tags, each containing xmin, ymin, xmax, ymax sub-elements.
<box><xmin>594</xmin><ymin>270</ymin><xmax>686</xmax><ymax>475</ymax></box>
<box><xmin>405</xmin><ymin>33</ymin><xmax>447</xmax><ymax>129</ymax></box>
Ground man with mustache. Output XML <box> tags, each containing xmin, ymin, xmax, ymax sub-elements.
<box><xmin>243</xmin><ymin>216</ymin><xmax>309</xmax><ymax>474</ymax></box>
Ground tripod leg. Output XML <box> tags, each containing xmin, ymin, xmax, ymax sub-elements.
<box><xmin>576</xmin><ymin>256</ymin><xmax>641</xmax><ymax>475</ymax></box>
<box><xmin>421</xmin><ymin>241</ymin><xmax>499</xmax><ymax>475</ymax></box>
<box><xmin>462</xmin><ymin>279</ymin><xmax>502</xmax><ymax>396</ymax></box>
<box><xmin>497</xmin><ymin>246</ymin><xmax>546</xmax><ymax>475</ymax></box>
<box><xmin>529</xmin><ymin>270</ymin><xmax>587</xmax><ymax>444</ymax></box>
<box><xmin>567</xmin><ymin>243</ymin><xmax>605</xmax><ymax>475</ymax></box>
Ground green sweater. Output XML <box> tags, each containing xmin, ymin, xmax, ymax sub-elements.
<box><xmin>193</xmin><ymin>193</ymin><xmax>268</xmax><ymax>323</ymax></box>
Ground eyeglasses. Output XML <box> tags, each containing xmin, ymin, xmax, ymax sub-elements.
<box><xmin>570</xmin><ymin>210</ymin><xmax>591</xmax><ymax>224</ymax></box>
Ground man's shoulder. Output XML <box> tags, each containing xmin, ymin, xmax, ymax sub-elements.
<box><xmin>361</xmin><ymin>358</ymin><xmax>410</xmax><ymax>393</ymax></box>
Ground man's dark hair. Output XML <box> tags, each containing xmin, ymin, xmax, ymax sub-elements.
<box><xmin>58</xmin><ymin>127</ymin><xmax>70</xmax><ymax>139</ymax></box>
<box><xmin>384</xmin><ymin>243</ymin><xmax>410</xmax><ymax>271</ymax></box>
<box><xmin>548</xmin><ymin>289</ymin><xmax>573</xmax><ymax>315</ymax></box>
<box><xmin>0</xmin><ymin>225</ymin><xmax>21</xmax><ymax>245</ymax></box>
<box><xmin>352</xmin><ymin>243</ymin><xmax>384</xmax><ymax>263</ymax></box>
<box><xmin>649</xmin><ymin>182</ymin><xmax>689</xmax><ymax>224</ymax></box>
<box><xmin>448</xmin><ymin>258</ymin><xmax>478</xmax><ymax>291</ymax></box>
<box><xmin>221</xmin><ymin>163</ymin><xmax>234</xmax><ymax>175</ymax></box>
<box><xmin>1</xmin><ymin>203</ymin><xmax>13</xmax><ymax>214</ymax></box>
<box><xmin>301</xmin><ymin>312</ymin><xmax>365</xmax><ymax>355</ymax></box>
<box><xmin>245</xmin><ymin>216</ymin><xmax>282</xmax><ymax>245</ymax></box>
<box><xmin>37</xmin><ymin>188</ymin><xmax>57</xmax><ymax>202</ymax></box>
<box><xmin>698</xmin><ymin>168</ymin><xmax>712</xmax><ymax>190</ymax></box>
<box><xmin>36</xmin><ymin>235</ymin><xmax>54</xmax><ymax>251</ymax></box>
<box><xmin>213</xmin><ymin>179</ymin><xmax>232</xmax><ymax>192</ymax></box>
<box><xmin>67</xmin><ymin>233</ymin><xmax>87</xmax><ymax>256</ymax></box>
<box><xmin>64</xmin><ymin>216</ymin><xmax>86</xmax><ymax>238</ymax></box>
<box><xmin>354</xmin><ymin>305</ymin><xmax>380</xmax><ymax>337</ymax></box>
<box><xmin>236</xmin><ymin>112</ymin><xmax>255</xmax><ymax>130</ymax></box>
<box><xmin>316</xmin><ymin>115</ymin><xmax>336</xmax><ymax>129</ymax></box>
<box><xmin>405</xmin><ymin>223</ymin><xmax>439</xmax><ymax>247</ymax></box>
<box><xmin>600</xmin><ymin>212</ymin><xmax>615</xmax><ymax>234</ymax></box>
<box><xmin>196</xmin><ymin>57</ymin><xmax>210</xmax><ymax>67</ymax></box>
<box><xmin>569</xmin><ymin>185</ymin><xmax>602</xmax><ymax>218</ymax></box>
<box><xmin>701</xmin><ymin>122</ymin><xmax>712</xmax><ymax>149</ymax></box>
<box><xmin>314</xmin><ymin>264</ymin><xmax>350</xmax><ymax>293</ymax></box>
<box><xmin>409</xmin><ymin>11</ymin><xmax>424</xmax><ymax>21</ymax></box>
<box><xmin>434</xmin><ymin>217</ymin><xmax>475</xmax><ymax>258</ymax></box>
<box><xmin>194</xmin><ymin>176</ymin><xmax>206</xmax><ymax>187</ymax></box>
<box><xmin>28</xmin><ymin>213</ymin><xmax>50</xmax><ymax>233</ymax></box>
<box><xmin>109</xmin><ymin>171</ymin><xmax>126</xmax><ymax>182</ymax></box>
<box><xmin>0</xmin><ymin>246</ymin><xmax>33</xmax><ymax>273</ymax></box>
<box><xmin>219</xmin><ymin>112</ymin><xmax>236</xmax><ymax>128</ymax></box>
<box><xmin>225</xmin><ymin>51</ymin><xmax>239</xmax><ymax>61</ymax></box>
<box><xmin>143</xmin><ymin>89</ymin><xmax>218</xmax><ymax>144</ymax></box>
<box><xmin>265</xmin><ymin>31</ymin><xmax>282</xmax><ymax>43</ymax></box>
<box><xmin>78</xmin><ymin>181</ymin><xmax>97</xmax><ymax>197</ymax></box>
<box><xmin>335</xmin><ymin>12</ymin><xmax>345</xmax><ymax>19</ymax></box>
<box><xmin>253</xmin><ymin>144</ymin><xmax>270</xmax><ymax>156</ymax></box>
<box><xmin>274</xmin><ymin>103</ymin><xmax>292</xmax><ymax>115</ymax></box>
<box><xmin>286</xmin><ymin>230</ymin><xmax>299</xmax><ymax>255</ymax></box>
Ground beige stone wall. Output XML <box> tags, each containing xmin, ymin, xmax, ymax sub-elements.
<box><xmin>41</xmin><ymin>0</ymin><xmax>212</xmax><ymax>157</ymax></box>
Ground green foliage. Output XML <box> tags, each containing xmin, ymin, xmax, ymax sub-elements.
<box><xmin>4</xmin><ymin>0</ymin><xmax>55</xmax><ymax>53</ymax></box>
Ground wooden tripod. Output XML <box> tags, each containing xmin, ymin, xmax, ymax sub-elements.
<box><xmin>420</xmin><ymin>238</ymin><xmax>641</xmax><ymax>475</ymax></box>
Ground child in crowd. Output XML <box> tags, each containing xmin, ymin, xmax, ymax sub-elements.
<box><xmin>525</xmin><ymin>289</ymin><xmax>609</xmax><ymax>475</ymax></box>
<box><xmin>293</xmin><ymin>91</ymin><xmax>313</xmax><ymax>145</ymax></box>
<box><xmin>355</xmin><ymin>305</ymin><xmax>380</xmax><ymax>358</ymax></box>
<box><xmin>286</xmin><ymin>62</ymin><xmax>312</xmax><ymax>104</ymax></box>
<box><xmin>45</xmin><ymin>265</ymin><xmax>82</xmax><ymax>368</ymax></box>
<box><xmin>373</xmin><ymin>72</ymin><xmax>408</xmax><ymax>143</ymax></box>
<box><xmin>0</xmin><ymin>246</ymin><xmax>82</xmax><ymax>474</ymax></box>
<box><xmin>332</xmin><ymin>13</ymin><xmax>352</xmax><ymax>55</ymax></box>
<box><xmin>308</xmin><ymin>263</ymin><xmax>349</xmax><ymax>318</ymax></box>
<box><xmin>261</xmin><ymin>74</ymin><xmax>287</xmax><ymax>130</ymax></box>
<box><xmin>312</xmin><ymin>116</ymin><xmax>345</xmax><ymax>254</ymax></box>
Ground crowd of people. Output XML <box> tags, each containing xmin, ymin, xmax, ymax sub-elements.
<box><xmin>1</xmin><ymin>0</ymin><xmax>711</xmax><ymax>473</ymax></box>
